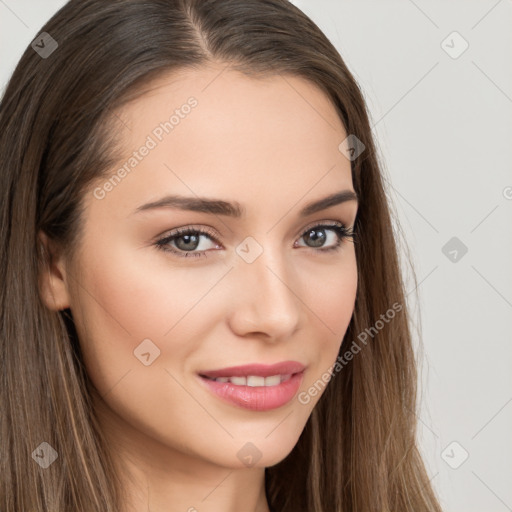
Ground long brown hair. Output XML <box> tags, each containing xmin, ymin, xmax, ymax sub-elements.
<box><xmin>0</xmin><ymin>0</ymin><xmax>443</xmax><ymax>510</ymax></box>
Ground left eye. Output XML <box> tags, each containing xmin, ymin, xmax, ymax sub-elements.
<box><xmin>295</xmin><ymin>225</ymin><xmax>342</xmax><ymax>249</ymax></box>
<box><xmin>155</xmin><ymin>222</ymin><xmax>354</xmax><ymax>258</ymax></box>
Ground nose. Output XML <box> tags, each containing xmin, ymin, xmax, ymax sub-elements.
<box><xmin>226</xmin><ymin>247</ymin><xmax>301</xmax><ymax>341</ymax></box>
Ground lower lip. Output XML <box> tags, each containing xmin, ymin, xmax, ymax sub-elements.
<box><xmin>198</xmin><ymin>372</ymin><xmax>305</xmax><ymax>411</ymax></box>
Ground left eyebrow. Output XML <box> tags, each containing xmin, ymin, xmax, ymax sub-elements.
<box><xmin>132</xmin><ymin>189</ymin><xmax>359</xmax><ymax>218</ymax></box>
<box><xmin>299</xmin><ymin>190</ymin><xmax>358</xmax><ymax>216</ymax></box>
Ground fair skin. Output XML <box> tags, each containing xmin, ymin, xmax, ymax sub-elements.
<box><xmin>39</xmin><ymin>64</ymin><xmax>358</xmax><ymax>512</ymax></box>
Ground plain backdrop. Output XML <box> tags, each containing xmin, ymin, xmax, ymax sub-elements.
<box><xmin>1</xmin><ymin>1</ymin><xmax>511</xmax><ymax>511</ymax></box>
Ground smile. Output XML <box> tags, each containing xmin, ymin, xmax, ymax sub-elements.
<box><xmin>198</xmin><ymin>371</ymin><xmax>304</xmax><ymax>411</ymax></box>
<box><xmin>202</xmin><ymin>374</ymin><xmax>293</xmax><ymax>386</ymax></box>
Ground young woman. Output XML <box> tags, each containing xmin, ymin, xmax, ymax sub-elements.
<box><xmin>0</xmin><ymin>0</ymin><xmax>443</xmax><ymax>511</ymax></box>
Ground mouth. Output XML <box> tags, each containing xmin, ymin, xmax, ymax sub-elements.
<box><xmin>198</xmin><ymin>360</ymin><xmax>305</xmax><ymax>380</ymax></box>
<box><xmin>200</xmin><ymin>374</ymin><xmax>294</xmax><ymax>386</ymax></box>
<box><xmin>197</xmin><ymin>361</ymin><xmax>306</xmax><ymax>411</ymax></box>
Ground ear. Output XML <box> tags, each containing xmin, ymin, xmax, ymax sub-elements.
<box><xmin>38</xmin><ymin>230</ymin><xmax>71</xmax><ymax>311</ymax></box>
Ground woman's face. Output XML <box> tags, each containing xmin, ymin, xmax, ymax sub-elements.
<box><xmin>57</xmin><ymin>65</ymin><xmax>358</xmax><ymax>470</ymax></box>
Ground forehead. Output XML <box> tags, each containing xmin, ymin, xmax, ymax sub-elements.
<box><xmin>119</xmin><ymin>64</ymin><xmax>345</xmax><ymax>134</ymax></box>
<box><xmin>87</xmin><ymin>65</ymin><xmax>353</xmax><ymax>220</ymax></box>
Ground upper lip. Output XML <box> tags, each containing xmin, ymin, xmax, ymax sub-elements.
<box><xmin>198</xmin><ymin>360</ymin><xmax>306</xmax><ymax>379</ymax></box>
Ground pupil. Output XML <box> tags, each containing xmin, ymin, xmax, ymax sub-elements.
<box><xmin>306</xmin><ymin>228</ymin><xmax>325</xmax><ymax>248</ymax></box>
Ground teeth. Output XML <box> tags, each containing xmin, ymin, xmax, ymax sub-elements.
<box><xmin>210</xmin><ymin>374</ymin><xmax>288</xmax><ymax>387</ymax></box>
<box><xmin>264</xmin><ymin>375</ymin><xmax>281</xmax><ymax>386</ymax></box>
<box><xmin>247</xmin><ymin>376</ymin><xmax>265</xmax><ymax>387</ymax></box>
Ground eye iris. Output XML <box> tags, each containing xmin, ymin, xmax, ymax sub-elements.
<box><xmin>176</xmin><ymin>233</ymin><xmax>200</xmax><ymax>251</ymax></box>
<box><xmin>304</xmin><ymin>228</ymin><xmax>326</xmax><ymax>248</ymax></box>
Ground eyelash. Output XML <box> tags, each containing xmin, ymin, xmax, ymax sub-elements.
<box><xmin>154</xmin><ymin>221</ymin><xmax>356</xmax><ymax>259</ymax></box>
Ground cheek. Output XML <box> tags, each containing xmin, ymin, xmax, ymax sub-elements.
<box><xmin>300</xmin><ymin>248</ymin><xmax>357</xmax><ymax>338</ymax></box>
<box><xmin>68</xmin><ymin>239</ymin><xmax>230</xmax><ymax>395</ymax></box>
<box><xmin>67</xmin><ymin>248</ymin><xmax>238</xmax><ymax>461</ymax></box>
<box><xmin>296</xmin><ymin>250</ymin><xmax>357</xmax><ymax>398</ymax></box>
<box><xmin>74</xmin><ymin>240</ymin><xmax>231</xmax><ymax>338</ymax></box>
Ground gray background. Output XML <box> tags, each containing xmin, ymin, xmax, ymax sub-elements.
<box><xmin>1</xmin><ymin>1</ymin><xmax>511</xmax><ymax>510</ymax></box>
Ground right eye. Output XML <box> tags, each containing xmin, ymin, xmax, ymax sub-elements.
<box><xmin>155</xmin><ymin>226</ymin><xmax>222</xmax><ymax>258</ymax></box>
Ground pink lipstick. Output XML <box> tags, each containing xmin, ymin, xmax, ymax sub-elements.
<box><xmin>197</xmin><ymin>360</ymin><xmax>305</xmax><ymax>411</ymax></box>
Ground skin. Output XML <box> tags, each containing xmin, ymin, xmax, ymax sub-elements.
<box><xmin>39</xmin><ymin>63</ymin><xmax>359</xmax><ymax>512</ymax></box>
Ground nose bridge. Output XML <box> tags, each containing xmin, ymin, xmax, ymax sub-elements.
<box><xmin>228</xmin><ymin>237</ymin><xmax>301</xmax><ymax>338</ymax></box>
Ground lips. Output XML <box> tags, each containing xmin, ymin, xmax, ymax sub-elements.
<box><xmin>198</xmin><ymin>360</ymin><xmax>305</xmax><ymax>379</ymax></box>
<box><xmin>197</xmin><ymin>360</ymin><xmax>306</xmax><ymax>411</ymax></box>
